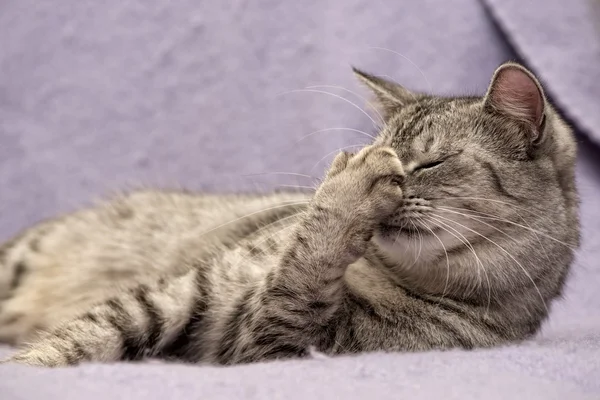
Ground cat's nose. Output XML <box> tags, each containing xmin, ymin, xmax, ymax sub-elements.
<box><xmin>402</xmin><ymin>189</ymin><xmax>417</xmax><ymax>199</ymax></box>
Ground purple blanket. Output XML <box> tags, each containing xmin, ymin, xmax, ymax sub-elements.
<box><xmin>1</xmin><ymin>0</ymin><xmax>599</xmax><ymax>398</ymax></box>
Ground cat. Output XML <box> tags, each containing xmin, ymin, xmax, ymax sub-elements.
<box><xmin>0</xmin><ymin>61</ymin><xmax>579</xmax><ymax>367</ymax></box>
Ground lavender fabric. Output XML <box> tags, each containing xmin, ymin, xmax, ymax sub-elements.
<box><xmin>0</xmin><ymin>0</ymin><xmax>599</xmax><ymax>398</ymax></box>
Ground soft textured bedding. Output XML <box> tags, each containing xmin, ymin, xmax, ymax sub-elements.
<box><xmin>1</xmin><ymin>0</ymin><xmax>599</xmax><ymax>399</ymax></box>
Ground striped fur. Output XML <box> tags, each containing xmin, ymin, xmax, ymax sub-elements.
<box><xmin>1</xmin><ymin>62</ymin><xmax>579</xmax><ymax>367</ymax></box>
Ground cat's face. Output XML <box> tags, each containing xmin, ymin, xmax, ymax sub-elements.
<box><xmin>376</xmin><ymin>96</ymin><xmax>562</xmax><ymax>246</ymax></box>
<box><xmin>356</xmin><ymin>63</ymin><xmax>579</xmax><ymax>304</ymax></box>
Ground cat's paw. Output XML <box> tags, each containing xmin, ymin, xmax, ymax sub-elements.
<box><xmin>316</xmin><ymin>145</ymin><xmax>404</xmax><ymax>226</ymax></box>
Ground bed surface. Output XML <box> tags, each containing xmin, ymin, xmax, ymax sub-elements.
<box><xmin>1</xmin><ymin>0</ymin><xmax>599</xmax><ymax>398</ymax></box>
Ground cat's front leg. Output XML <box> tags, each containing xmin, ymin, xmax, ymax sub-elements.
<box><xmin>213</xmin><ymin>145</ymin><xmax>404</xmax><ymax>364</ymax></box>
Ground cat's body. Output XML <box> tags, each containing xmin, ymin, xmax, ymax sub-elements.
<box><xmin>0</xmin><ymin>63</ymin><xmax>579</xmax><ymax>366</ymax></box>
<box><xmin>0</xmin><ymin>191</ymin><xmax>309</xmax><ymax>347</ymax></box>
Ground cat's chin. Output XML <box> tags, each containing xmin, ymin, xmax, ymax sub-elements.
<box><xmin>373</xmin><ymin>224</ymin><xmax>441</xmax><ymax>264</ymax></box>
<box><xmin>373</xmin><ymin>222</ymin><xmax>440</xmax><ymax>251</ymax></box>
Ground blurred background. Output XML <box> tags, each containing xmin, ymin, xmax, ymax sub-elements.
<box><xmin>0</xmin><ymin>0</ymin><xmax>599</xmax><ymax>339</ymax></box>
<box><xmin>1</xmin><ymin>1</ymin><xmax>600</xmax><ymax>397</ymax></box>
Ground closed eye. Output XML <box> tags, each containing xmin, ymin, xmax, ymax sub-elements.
<box><xmin>415</xmin><ymin>159</ymin><xmax>445</xmax><ymax>171</ymax></box>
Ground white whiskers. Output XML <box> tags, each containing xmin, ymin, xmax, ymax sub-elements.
<box><xmin>295</xmin><ymin>127</ymin><xmax>376</xmax><ymax>143</ymax></box>
<box><xmin>406</xmin><ymin>220</ymin><xmax>423</xmax><ymax>269</ymax></box>
<box><xmin>367</xmin><ymin>46</ymin><xmax>433</xmax><ymax>95</ymax></box>
<box><xmin>437</xmin><ymin>206</ymin><xmax>575</xmax><ymax>250</ymax></box>
<box><xmin>278</xmin><ymin>88</ymin><xmax>379</xmax><ymax>128</ymax></box>
<box><xmin>197</xmin><ymin>201</ymin><xmax>309</xmax><ymax>237</ymax></box>
<box><xmin>422</xmin><ymin>224</ymin><xmax>451</xmax><ymax>304</ymax></box>
<box><xmin>306</xmin><ymin>85</ymin><xmax>385</xmax><ymax>125</ymax></box>
<box><xmin>430</xmin><ymin>212</ymin><xmax>549</xmax><ymax>314</ymax></box>
<box><xmin>243</xmin><ymin>172</ymin><xmax>316</xmax><ymax>180</ymax></box>
<box><xmin>310</xmin><ymin>144</ymin><xmax>367</xmax><ymax>172</ymax></box>
<box><xmin>277</xmin><ymin>184</ymin><xmax>316</xmax><ymax>191</ymax></box>
<box><xmin>425</xmin><ymin>215</ymin><xmax>491</xmax><ymax>314</ymax></box>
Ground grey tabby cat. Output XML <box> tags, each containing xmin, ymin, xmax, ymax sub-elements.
<box><xmin>0</xmin><ymin>62</ymin><xmax>579</xmax><ymax>367</ymax></box>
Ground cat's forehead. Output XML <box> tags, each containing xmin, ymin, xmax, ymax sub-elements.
<box><xmin>383</xmin><ymin>97</ymin><xmax>480</xmax><ymax>154</ymax></box>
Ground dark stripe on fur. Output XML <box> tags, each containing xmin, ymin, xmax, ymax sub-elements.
<box><xmin>134</xmin><ymin>285</ymin><xmax>163</xmax><ymax>350</ymax></box>
<box><xmin>29</xmin><ymin>237</ymin><xmax>41</xmax><ymax>252</ymax></box>
<box><xmin>0</xmin><ymin>246</ymin><xmax>7</xmax><ymax>265</ymax></box>
<box><xmin>161</xmin><ymin>289</ymin><xmax>207</xmax><ymax>361</ymax></box>
<box><xmin>72</xmin><ymin>340</ymin><xmax>92</xmax><ymax>361</ymax></box>
<box><xmin>215</xmin><ymin>287</ymin><xmax>255</xmax><ymax>363</ymax></box>
<box><xmin>346</xmin><ymin>291</ymin><xmax>387</xmax><ymax>323</ymax></box>
<box><xmin>307</xmin><ymin>300</ymin><xmax>331</xmax><ymax>310</ymax></box>
<box><xmin>53</xmin><ymin>329</ymin><xmax>91</xmax><ymax>364</ymax></box>
<box><xmin>423</xmin><ymin>134</ymin><xmax>435</xmax><ymax>152</ymax></box>
<box><xmin>261</xmin><ymin>343</ymin><xmax>307</xmax><ymax>360</ymax></box>
<box><xmin>160</xmin><ymin>300</ymin><xmax>205</xmax><ymax>360</ymax></box>
<box><xmin>1</xmin><ymin>313</ymin><xmax>24</xmax><ymax>326</ymax></box>
<box><xmin>427</xmin><ymin>313</ymin><xmax>474</xmax><ymax>349</ymax></box>
<box><xmin>10</xmin><ymin>262</ymin><xmax>27</xmax><ymax>291</ymax></box>
<box><xmin>0</xmin><ymin>233</ymin><xmax>24</xmax><ymax>266</ymax></box>
<box><xmin>403</xmin><ymin>288</ymin><xmax>512</xmax><ymax>341</ymax></box>
<box><xmin>265</xmin><ymin>280</ymin><xmax>297</xmax><ymax>299</ymax></box>
<box><xmin>63</xmin><ymin>348</ymin><xmax>80</xmax><ymax>365</ymax></box>
<box><xmin>233</xmin><ymin>205</ymin><xmax>305</xmax><ymax>244</ymax></box>
<box><xmin>254</xmin><ymin>332</ymin><xmax>278</xmax><ymax>347</ymax></box>
<box><xmin>83</xmin><ymin>312</ymin><xmax>99</xmax><ymax>324</ymax></box>
<box><xmin>105</xmin><ymin>298</ymin><xmax>142</xmax><ymax>361</ymax></box>
<box><xmin>296</xmin><ymin>233</ymin><xmax>309</xmax><ymax>248</ymax></box>
<box><xmin>247</xmin><ymin>245</ymin><xmax>265</xmax><ymax>257</ymax></box>
<box><xmin>160</xmin><ymin>268</ymin><xmax>208</xmax><ymax>360</ymax></box>
<box><xmin>480</xmin><ymin>160</ymin><xmax>519</xmax><ymax>201</ymax></box>
<box><xmin>263</xmin><ymin>315</ymin><xmax>305</xmax><ymax>332</ymax></box>
<box><xmin>336</xmin><ymin>315</ymin><xmax>358</xmax><ymax>353</ymax></box>
<box><xmin>316</xmin><ymin>313</ymin><xmax>341</xmax><ymax>351</ymax></box>
<box><xmin>403</xmin><ymin>288</ymin><xmax>471</xmax><ymax>316</ymax></box>
<box><xmin>399</xmin><ymin>105</ymin><xmax>426</xmax><ymax>138</ymax></box>
<box><xmin>28</xmin><ymin>223</ymin><xmax>55</xmax><ymax>252</ymax></box>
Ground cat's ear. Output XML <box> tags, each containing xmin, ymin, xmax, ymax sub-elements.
<box><xmin>352</xmin><ymin>67</ymin><xmax>417</xmax><ymax>119</ymax></box>
<box><xmin>484</xmin><ymin>62</ymin><xmax>547</xmax><ymax>145</ymax></box>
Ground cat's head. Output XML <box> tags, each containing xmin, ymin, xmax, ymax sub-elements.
<box><xmin>355</xmin><ymin>62</ymin><xmax>579</xmax><ymax>321</ymax></box>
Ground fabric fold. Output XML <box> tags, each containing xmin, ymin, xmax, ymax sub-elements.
<box><xmin>482</xmin><ymin>0</ymin><xmax>600</xmax><ymax>146</ymax></box>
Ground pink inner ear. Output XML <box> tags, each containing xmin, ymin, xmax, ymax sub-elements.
<box><xmin>489</xmin><ymin>67</ymin><xmax>544</xmax><ymax>126</ymax></box>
